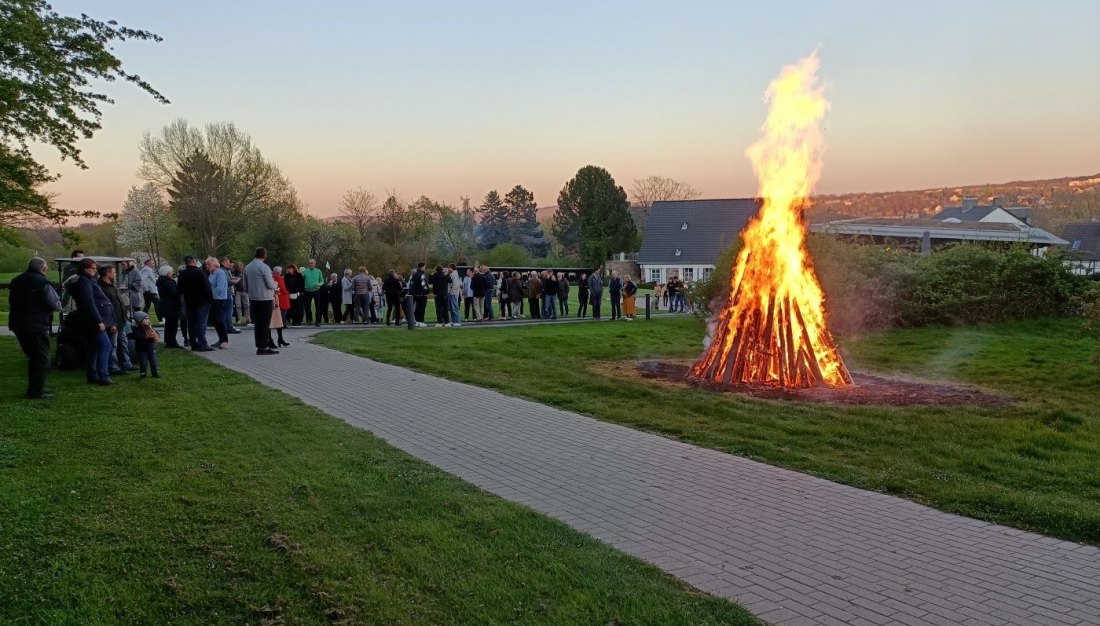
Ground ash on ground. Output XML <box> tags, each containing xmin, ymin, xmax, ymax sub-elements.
<box><xmin>637</xmin><ymin>361</ymin><xmax>1009</xmax><ymax>407</ymax></box>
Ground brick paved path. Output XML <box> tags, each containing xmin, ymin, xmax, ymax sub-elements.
<box><xmin>199</xmin><ymin>333</ymin><xmax>1100</xmax><ymax>626</ymax></box>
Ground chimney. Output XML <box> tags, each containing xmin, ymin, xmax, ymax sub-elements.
<box><xmin>992</xmin><ymin>197</ymin><xmax>1004</xmax><ymax>207</ymax></box>
<box><xmin>961</xmin><ymin>197</ymin><xmax>979</xmax><ymax>211</ymax></box>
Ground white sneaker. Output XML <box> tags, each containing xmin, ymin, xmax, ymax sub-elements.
<box><xmin>451</xmin><ymin>323</ymin><xmax>461</xmax><ymax>327</ymax></box>
<box><xmin>435</xmin><ymin>324</ymin><xmax>442</xmax><ymax>328</ymax></box>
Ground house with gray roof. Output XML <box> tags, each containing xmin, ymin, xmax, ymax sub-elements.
<box><xmin>636</xmin><ymin>199</ymin><xmax>761</xmax><ymax>284</ymax></box>
<box><xmin>933</xmin><ymin>197</ymin><xmax>1033</xmax><ymax>226</ymax></box>
<box><xmin>1062</xmin><ymin>223</ymin><xmax>1100</xmax><ymax>275</ymax></box>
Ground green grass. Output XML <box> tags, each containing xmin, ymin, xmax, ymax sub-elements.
<box><xmin>315</xmin><ymin>317</ymin><xmax>1100</xmax><ymax>545</ymax></box>
<box><xmin>0</xmin><ymin>338</ymin><xmax>755</xmax><ymax>625</ymax></box>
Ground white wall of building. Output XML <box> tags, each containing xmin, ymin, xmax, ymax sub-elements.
<box><xmin>639</xmin><ymin>264</ymin><xmax>715</xmax><ymax>284</ymax></box>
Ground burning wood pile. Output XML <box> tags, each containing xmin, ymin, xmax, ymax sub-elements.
<box><xmin>690</xmin><ymin>53</ymin><xmax>852</xmax><ymax>389</ymax></box>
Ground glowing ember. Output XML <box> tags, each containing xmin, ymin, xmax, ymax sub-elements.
<box><xmin>690</xmin><ymin>52</ymin><xmax>852</xmax><ymax>388</ymax></box>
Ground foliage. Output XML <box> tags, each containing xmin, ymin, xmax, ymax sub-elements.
<box><xmin>692</xmin><ymin>236</ymin><xmax>1091</xmax><ymax>334</ymax></box>
<box><xmin>554</xmin><ymin>165</ymin><xmax>636</xmax><ymax>268</ymax></box>
<box><xmin>480</xmin><ymin>242</ymin><xmax>530</xmax><ymax>267</ymax></box>
<box><xmin>301</xmin><ymin>216</ymin><xmax>358</xmax><ymax>270</ymax></box>
<box><xmin>629</xmin><ymin>175</ymin><xmax>701</xmax><ymax>208</ymax></box>
<box><xmin>432</xmin><ymin>196</ymin><xmax>477</xmax><ymax>263</ymax></box>
<box><xmin>0</xmin><ymin>338</ymin><xmax>754</xmax><ymax>625</ymax></box>
<box><xmin>140</xmin><ymin>119</ymin><xmax>291</xmax><ymax>256</ymax></box>
<box><xmin>0</xmin><ymin>0</ymin><xmax>167</xmax><ymax>230</ymax></box>
<box><xmin>337</xmin><ymin>187</ymin><xmax>379</xmax><ymax>240</ymax></box>
<box><xmin>227</xmin><ymin>190</ymin><xmax>306</xmax><ymax>268</ymax></box>
<box><xmin>688</xmin><ymin>237</ymin><xmax>741</xmax><ymax>322</ymax></box>
<box><xmin>114</xmin><ymin>183</ymin><xmax>184</xmax><ymax>263</ymax></box>
<box><xmin>476</xmin><ymin>189</ymin><xmax>508</xmax><ymax>248</ymax></box>
<box><xmin>318</xmin><ymin>316</ymin><xmax>1100</xmax><ymax>545</ymax></box>
<box><xmin>503</xmin><ymin>184</ymin><xmax>548</xmax><ymax>256</ymax></box>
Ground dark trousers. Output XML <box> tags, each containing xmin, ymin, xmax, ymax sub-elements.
<box><xmin>386</xmin><ymin>299</ymin><xmax>403</xmax><ymax>324</ymax></box>
<box><xmin>464</xmin><ymin>296</ymin><xmax>473</xmax><ymax>321</ymax></box>
<box><xmin>414</xmin><ymin>295</ymin><xmax>428</xmax><ymax>323</ymax></box>
<box><xmin>135</xmin><ymin>338</ymin><xmax>159</xmax><ymax>376</ymax></box>
<box><xmin>210</xmin><ymin>300</ymin><xmax>229</xmax><ymax>344</ymax></box>
<box><xmin>560</xmin><ymin>295</ymin><xmax>569</xmax><ymax>316</ymax></box>
<box><xmin>610</xmin><ymin>293</ymin><xmax>621</xmax><ymax>320</ymax></box>
<box><xmin>251</xmin><ymin>299</ymin><xmax>273</xmax><ymax>351</ymax></box>
<box><xmin>434</xmin><ymin>295</ymin><xmax>449</xmax><ymax>324</ymax></box>
<box><xmin>289</xmin><ymin>296</ymin><xmax>304</xmax><ymax>325</ymax></box>
<box><xmin>16</xmin><ymin>331</ymin><xmax>51</xmax><ymax>396</ymax></box>
<box><xmin>143</xmin><ymin>292</ymin><xmax>159</xmax><ymax>318</ymax></box>
<box><xmin>578</xmin><ymin>296</ymin><xmax>588</xmax><ymax>318</ymax></box>
<box><xmin>353</xmin><ymin>294</ymin><xmax>370</xmax><ymax>323</ymax></box>
<box><xmin>163</xmin><ymin>314</ymin><xmax>181</xmax><ymax>346</ymax></box>
<box><xmin>188</xmin><ymin>303</ymin><xmax>211</xmax><ymax>350</ymax></box>
<box><xmin>591</xmin><ymin>295</ymin><xmax>602</xmax><ymax>319</ymax></box>
<box><xmin>303</xmin><ymin>290</ymin><xmax>321</xmax><ymax>324</ymax></box>
<box><xmin>528</xmin><ymin>297</ymin><xmax>541</xmax><ymax>319</ymax></box>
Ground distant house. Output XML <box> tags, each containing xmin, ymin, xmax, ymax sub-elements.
<box><xmin>810</xmin><ymin>197</ymin><xmax>1065</xmax><ymax>251</ymax></box>
<box><xmin>636</xmin><ymin>199</ymin><xmax>760</xmax><ymax>284</ymax></box>
<box><xmin>1062</xmin><ymin>223</ymin><xmax>1100</xmax><ymax>275</ymax></box>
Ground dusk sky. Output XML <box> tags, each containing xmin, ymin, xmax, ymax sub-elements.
<box><xmin>34</xmin><ymin>0</ymin><xmax>1100</xmax><ymax>218</ymax></box>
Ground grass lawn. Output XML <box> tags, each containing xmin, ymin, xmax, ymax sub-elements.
<box><xmin>315</xmin><ymin>316</ymin><xmax>1100</xmax><ymax>546</ymax></box>
<box><xmin>0</xmin><ymin>338</ymin><xmax>755</xmax><ymax>625</ymax></box>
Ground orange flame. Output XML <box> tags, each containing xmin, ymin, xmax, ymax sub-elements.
<box><xmin>690</xmin><ymin>52</ymin><xmax>851</xmax><ymax>388</ymax></box>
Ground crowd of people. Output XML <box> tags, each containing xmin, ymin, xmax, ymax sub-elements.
<box><xmin>6</xmin><ymin>247</ymin><xmax>694</xmax><ymax>399</ymax></box>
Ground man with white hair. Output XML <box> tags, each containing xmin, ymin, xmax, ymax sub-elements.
<box><xmin>7</xmin><ymin>257</ymin><xmax>61</xmax><ymax>399</ymax></box>
<box><xmin>243</xmin><ymin>247</ymin><xmax>279</xmax><ymax>355</ymax></box>
<box><xmin>140</xmin><ymin>258</ymin><xmax>159</xmax><ymax>319</ymax></box>
<box><xmin>205</xmin><ymin>257</ymin><xmax>230</xmax><ymax>348</ymax></box>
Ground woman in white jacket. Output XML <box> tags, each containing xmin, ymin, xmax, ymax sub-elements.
<box><xmin>340</xmin><ymin>269</ymin><xmax>354</xmax><ymax>322</ymax></box>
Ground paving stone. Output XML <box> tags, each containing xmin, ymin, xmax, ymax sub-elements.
<box><xmin>195</xmin><ymin>329</ymin><xmax>1100</xmax><ymax>626</ymax></box>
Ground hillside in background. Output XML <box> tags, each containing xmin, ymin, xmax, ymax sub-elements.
<box><xmin>808</xmin><ymin>173</ymin><xmax>1100</xmax><ymax>235</ymax></box>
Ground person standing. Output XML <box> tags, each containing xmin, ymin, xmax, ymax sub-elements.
<box><xmin>139</xmin><ymin>258</ymin><xmax>159</xmax><ymax>319</ymax></box>
<box><xmin>542</xmin><ymin>270</ymin><xmax>559</xmax><ymax>320</ymax></box>
<box><xmin>470</xmin><ymin>266</ymin><xmax>488</xmax><ymax>321</ymax></box>
<box><xmin>622</xmin><ymin>274</ymin><xmax>638</xmax><ymax>321</ymax></box>
<box><xmin>118</xmin><ymin>260</ymin><xmax>144</xmax><ymax>313</ymax></box>
<box><xmin>69</xmin><ymin>258</ymin><xmax>116</xmax><ymax>385</ymax></box>
<box><xmin>608</xmin><ymin>270</ymin><xmax>623</xmax><ymax>321</ymax></box>
<box><xmin>527</xmin><ymin>271</ymin><xmax>542</xmax><ymax>320</ymax></box>
<box><xmin>339</xmin><ymin>269</ymin><xmax>354</xmax><ymax>323</ymax></box>
<box><xmin>205</xmin><ymin>258</ymin><xmax>230</xmax><ymax>348</ymax></box>
<box><xmin>462</xmin><ymin>268</ymin><xmax>474</xmax><ymax>322</ymax></box>
<box><xmin>577</xmin><ymin>272</ymin><xmax>589</xmax><ymax>319</ymax></box>
<box><xmin>156</xmin><ymin>266</ymin><xmax>183</xmax><ymax>348</ymax></box>
<box><xmin>97</xmin><ymin>265</ymin><xmax>134</xmax><ymax>374</ymax></box>
<box><xmin>447</xmin><ymin>263</ymin><xmax>462</xmax><ymax>327</ymax></box>
<box><xmin>233</xmin><ymin>261</ymin><xmax>251</xmax><ymax>325</ymax></box>
<box><xmin>382</xmin><ymin>270</ymin><xmax>405</xmax><ymax>326</ymax></box>
<box><xmin>301</xmin><ymin>259</ymin><xmax>324</xmax><ymax>326</ymax></box>
<box><xmin>218</xmin><ymin>257</ymin><xmax>240</xmax><ymax>335</ymax></box>
<box><xmin>351</xmin><ymin>266</ymin><xmax>372</xmax><ymax>324</ymax></box>
<box><xmin>177</xmin><ymin>255</ymin><xmax>215</xmax><ymax>352</ymax></box>
<box><xmin>558</xmin><ymin>272</ymin><xmax>570</xmax><ymax>317</ymax></box>
<box><xmin>430</xmin><ymin>264</ymin><xmax>450</xmax><ymax>326</ymax></box>
<box><xmin>271</xmin><ymin>266</ymin><xmax>291</xmax><ymax>347</ymax></box>
<box><xmin>409</xmin><ymin>262</ymin><xmax>429</xmax><ymax>327</ymax></box>
<box><xmin>7</xmin><ymin>257</ymin><xmax>61</xmax><ymax>398</ymax></box>
<box><xmin>588</xmin><ymin>268</ymin><xmax>604</xmax><ymax>320</ymax></box>
<box><xmin>481</xmin><ymin>266</ymin><xmax>495</xmax><ymax>321</ymax></box>
<box><xmin>242</xmin><ymin>248</ymin><xmax>279</xmax><ymax>354</ymax></box>
<box><xmin>283</xmin><ymin>264</ymin><xmax>305</xmax><ymax>326</ymax></box>
<box><xmin>507</xmin><ymin>271</ymin><xmax>524</xmax><ymax>319</ymax></box>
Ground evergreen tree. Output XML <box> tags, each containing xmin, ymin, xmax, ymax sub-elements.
<box><xmin>503</xmin><ymin>184</ymin><xmax>548</xmax><ymax>256</ymax></box>
<box><xmin>166</xmin><ymin>152</ymin><xmax>225</xmax><ymax>255</ymax></box>
<box><xmin>554</xmin><ymin>166</ymin><xmax>636</xmax><ymax>268</ymax></box>
<box><xmin>477</xmin><ymin>189</ymin><xmax>509</xmax><ymax>248</ymax></box>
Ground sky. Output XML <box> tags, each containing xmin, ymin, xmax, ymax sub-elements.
<box><xmin>32</xmin><ymin>0</ymin><xmax>1100</xmax><ymax>218</ymax></box>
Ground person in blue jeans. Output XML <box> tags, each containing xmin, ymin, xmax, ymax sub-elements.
<box><xmin>177</xmin><ymin>255</ymin><xmax>215</xmax><ymax>351</ymax></box>
<box><xmin>447</xmin><ymin>264</ymin><xmax>462</xmax><ymax>327</ymax></box>
<box><xmin>67</xmin><ymin>258</ymin><xmax>118</xmax><ymax>385</ymax></box>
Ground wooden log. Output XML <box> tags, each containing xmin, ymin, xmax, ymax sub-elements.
<box><xmin>783</xmin><ymin>297</ymin><xmax>798</xmax><ymax>386</ymax></box>
<box><xmin>792</xmin><ymin>301</ymin><xmax>826</xmax><ymax>387</ymax></box>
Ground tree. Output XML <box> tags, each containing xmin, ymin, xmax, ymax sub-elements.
<box><xmin>555</xmin><ymin>166</ymin><xmax>637</xmax><ymax>267</ymax></box>
<box><xmin>140</xmin><ymin>119</ymin><xmax>291</xmax><ymax>256</ymax></box>
<box><xmin>629</xmin><ymin>175</ymin><xmax>701</xmax><ymax>208</ymax></box>
<box><xmin>302</xmin><ymin>216</ymin><xmax>359</xmax><ymax>267</ymax></box>
<box><xmin>115</xmin><ymin>183</ymin><xmax>183</xmax><ymax>263</ymax></box>
<box><xmin>432</xmin><ymin>197</ymin><xmax>478</xmax><ymax>263</ymax></box>
<box><xmin>477</xmin><ymin>189</ymin><xmax>509</xmax><ymax>248</ymax></box>
<box><xmin>482</xmin><ymin>242</ymin><xmax>530</xmax><ymax>267</ymax></box>
<box><xmin>376</xmin><ymin>191</ymin><xmax>408</xmax><ymax>248</ymax></box>
<box><xmin>338</xmin><ymin>187</ymin><xmax>379</xmax><ymax>240</ymax></box>
<box><xmin>503</xmin><ymin>184</ymin><xmax>548</xmax><ymax>256</ymax></box>
<box><xmin>0</xmin><ymin>1</ymin><xmax>167</xmax><ymax>230</ymax></box>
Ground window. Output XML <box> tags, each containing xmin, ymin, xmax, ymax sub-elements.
<box><xmin>650</xmin><ymin>268</ymin><xmax>662</xmax><ymax>282</ymax></box>
<box><xmin>665</xmin><ymin>268</ymin><xmax>679</xmax><ymax>280</ymax></box>
<box><xmin>1073</xmin><ymin>240</ymin><xmax>1082</xmax><ymax>250</ymax></box>
<box><xmin>702</xmin><ymin>267</ymin><xmax>713</xmax><ymax>281</ymax></box>
<box><xmin>681</xmin><ymin>222</ymin><xmax>689</xmax><ymax>230</ymax></box>
<box><xmin>674</xmin><ymin>248</ymin><xmax>682</xmax><ymax>256</ymax></box>
<box><xmin>683</xmin><ymin>268</ymin><xmax>695</xmax><ymax>281</ymax></box>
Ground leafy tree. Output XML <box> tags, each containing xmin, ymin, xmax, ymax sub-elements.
<box><xmin>629</xmin><ymin>175</ymin><xmax>701</xmax><ymax>208</ymax></box>
<box><xmin>140</xmin><ymin>120</ymin><xmax>291</xmax><ymax>256</ymax></box>
<box><xmin>503</xmin><ymin>184</ymin><xmax>548</xmax><ymax>256</ymax></box>
<box><xmin>432</xmin><ymin>196</ymin><xmax>478</xmax><ymax>263</ymax></box>
<box><xmin>481</xmin><ymin>242</ymin><xmax>530</xmax><ymax>267</ymax></box>
<box><xmin>477</xmin><ymin>189</ymin><xmax>509</xmax><ymax>248</ymax></box>
<box><xmin>302</xmin><ymin>216</ymin><xmax>358</xmax><ymax>267</ymax></box>
<box><xmin>0</xmin><ymin>1</ymin><xmax>167</xmax><ymax>231</ymax></box>
<box><xmin>115</xmin><ymin>183</ymin><xmax>184</xmax><ymax>263</ymax></box>
<box><xmin>554</xmin><ymin>166</ymin><xmax>636</xmax><ymax>268</ymax></box>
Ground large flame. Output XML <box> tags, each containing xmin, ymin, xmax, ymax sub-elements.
<box><xmin>690</xmin><ymin>52</ymin><xmax>851</xmax><ymax>388</ymax></box>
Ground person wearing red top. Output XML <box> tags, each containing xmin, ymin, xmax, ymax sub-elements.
<box><xmin>272</xmin><ymin>267</ymin><xmax>291</xmax><ymax>348</ymax></box>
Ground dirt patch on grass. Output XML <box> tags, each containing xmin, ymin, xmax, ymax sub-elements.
<box><xmin>627</xmin><ymin>361</ymin><xmax>1011</xmax><ymax>407</ymax></box>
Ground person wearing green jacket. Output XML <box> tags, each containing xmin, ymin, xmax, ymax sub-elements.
<box><xmin>301</xmin><ymin>258</ymin><xmax>325</xmax><ymax>327</ymax></box>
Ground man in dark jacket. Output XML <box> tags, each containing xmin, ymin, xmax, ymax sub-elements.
<box><xmin>382</xmin><ymin>270</ymin><xmax>405</xmax><ymax>326</ymax></box>
<box><xmin>7</xmin><ymin>257</ymin><xmax>61</xmax><ymax>398</ymax></box>
<box><xmin>429</xmin><ymin>265</ymin><xmax>450</xmax><ymax>326</ymax></box>
<box><xmin>558</xmin><ymin>273</ymin><xmax>570</xmax><ymax>317</ymax></box>
<box><xmin>177</xmin><ymin>255</ymin><xmax>215</xmax><ymax>351</ymax></box>
<box><xmin>587</xmin><ymin>268</ymin><xmax>604</xmax><ymax>320</ymax></box>
<box><xmin>155</xmin><ymin>266</ymin><xmax>183</xmax><ymax>348</ymax></box>
<box><xmin>67</xmin><ymin>257</ymin><xmax>117</xmax><ymax>385</ymax></box>
<box><xmin>470</xmin><ymin>267</ymin><xmax>489</xmax><ymax>321</ymax></box>
<box><xmin>608</xmin><ymin>270</ymin><xmax>623</xmax><ymax>321</ymax></box>
<box><xmin>409</xmin><ymin>262</ymin><xmax>429</xmax><ymax>327</ymax></box>
<box><xmin>542</xmin><ymin>270</ymin><xmax>559</xmax><ymax>320</ymax></box>
<box><xmin>98</xmin><ymin>265</ymin><xmax>136</xmax><ymax>374</ymax></box>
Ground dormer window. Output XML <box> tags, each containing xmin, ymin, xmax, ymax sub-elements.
<box><xmin>674</xmin><ymin>248</ymin><xmax>682</xmax><ymax>257</ymax></box>
<box><xmin>1073</xmin><ymin>240</ymin><xmax>1081</xmax><ymax>250</ymax></box>
<box><xmin>681</xmin><ymin>222</ymin><xmax>689</xmax><ymax>230</ymax></box>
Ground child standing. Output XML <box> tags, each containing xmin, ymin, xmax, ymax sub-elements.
<box><xmin>130</xmin><ymin>311</ymin><xmax>161</xmax><ymax>379</ymax></box>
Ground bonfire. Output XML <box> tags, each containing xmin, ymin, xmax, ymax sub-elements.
<box><xmin>690</xmin><ymin>53</ymin><xmax>852</xmax><ymax>389</ymax></box>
